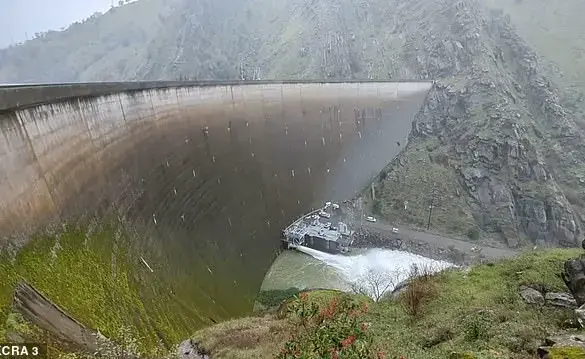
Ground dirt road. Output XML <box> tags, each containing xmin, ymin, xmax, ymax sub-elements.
<box><xmin>363</xmin><ymin>220</ymin><xmax>517</xmax><ymax>260</ymax></box>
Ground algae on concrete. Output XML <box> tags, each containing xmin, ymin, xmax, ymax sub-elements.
<box><xmin>0</xmin><ymin>224</ymin><xmax>248</xmax><ymax>356</ymax></box>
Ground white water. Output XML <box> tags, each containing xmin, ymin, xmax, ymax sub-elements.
<box><xmin>260</xmin><ymin>246</ymin><xmax>455</xmax><ymax>301</ymax></box>
<box><xmin>296</xmin><ymin>246</ymin><xmax>452</xmax><ymax>281</ymax></box>
<box><xmin>293</xmin><ymin>246</ymin><xmax>454</xmax><ymax>297</ymax></box>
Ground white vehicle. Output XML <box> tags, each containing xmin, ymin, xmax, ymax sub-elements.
<box><xmin>319</xmin><ymin>211</ymin><xmax>331</xmax><ymax>218</ymax></box>
<box><xmin>332</xmin><ymin>203</ymin><xmax>340</xmax><ymax>209</ymax></box>
<box><xmin>365</xmin><ymin>216</ymin><xmax>377</xmax><ymax>223</ymax></box>
<box><xmin>392</xmin><ymin>227</ymin><xmax>399</xmax><ymax>234</ymax></box>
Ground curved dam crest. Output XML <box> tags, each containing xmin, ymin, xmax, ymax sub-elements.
<box><xmin>0</xmin><ymin>81</ymin><xmax>432</xmax><ymax>343</ymax></box>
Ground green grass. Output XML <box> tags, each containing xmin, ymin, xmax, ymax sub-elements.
<box><xmin>192</xmin><ymin>248</ymin><xmax>585</xmax><ymax>359</ymax></box>
<box><xmin>548</xmin><ymin>347</ymin><xmax>585</xmax><ymax>359</ymax></box>
<box><xmin>194</xmin><ymin>289</ymin><xmax>372</xmax><ymax>359</ymax></box>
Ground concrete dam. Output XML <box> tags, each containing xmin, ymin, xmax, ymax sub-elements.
<box><xmin>0</xmin><ymin>80</ymin><xmax>432</xmax><ymax>348</ymax></box>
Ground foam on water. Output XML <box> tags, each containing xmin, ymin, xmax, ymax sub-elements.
<box><xmin>295</xmin><ymin>245</ymin><xmax>454</xmax><ymax>294</ymax></box>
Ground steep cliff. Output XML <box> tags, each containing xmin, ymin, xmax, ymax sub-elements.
<box><xmin>367</xmin><ymin>1</ymin><xmax>585</xmax><ymax>248</ymax></box>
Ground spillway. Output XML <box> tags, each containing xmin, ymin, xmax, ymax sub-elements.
<box><xmin>0</xmin><ymin>80</ymin><xmax>432</xmax><ymax>343</ymax></box>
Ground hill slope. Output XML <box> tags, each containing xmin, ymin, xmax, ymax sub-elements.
<box><xmin>362</xmin><ymin>0</ymin><xmax>585</xmax><ymax>248</ymax></box>
<box><xmin>482</xmin><ymin>0</ymin><xmax>585</xmax><ymax>114</ymax></box>
<box><xmin>192</xmin><ymin>249</ymin><xmax>584</xmax><ymax>359</ymax></box>
<box><xmin>1</xmin><ymin>0</ymin><xmax>585</xmax><ymax>249</ymax></box>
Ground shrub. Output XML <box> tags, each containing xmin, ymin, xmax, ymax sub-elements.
<box><xmin>276</xmin><ymin>293</ymin><xmax>384</xmax><ymax>359</ymax></box>
<box><xmin>463</xmin><ymin>310</ymin><xmax>495</xmax><ymax>342</ymax></box>
<box><xmin>400</xmin><ymin>265</ymin><xmax>437</xmax><ymax>317</ymax></box>
<box><xmin>466</xmin><ymin>227</ymin><xmax>480</xmax><ymax>241</ymax></box>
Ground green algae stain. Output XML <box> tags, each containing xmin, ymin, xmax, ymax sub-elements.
<box><xmin>0</xmin><ymin>224</ymin><xmax>242</xmax><ymax>356</ymax></box>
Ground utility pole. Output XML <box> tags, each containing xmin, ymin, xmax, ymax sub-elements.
<box><xmin>426</xmin><ymin>183</ymin><xmax>439</xmax><ymax>230</ymax></box>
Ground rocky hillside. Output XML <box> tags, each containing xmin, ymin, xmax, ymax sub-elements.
<box><xmin>1</xmin><ymin>0</ymin><xmax>584</xmax><ymax>249</ymax></box>
<box><xmin>365</xmin><ymin>0</ymin><xmax>585</xmax><ymax>249</ymax></box>
<box><xmin>483</xmin><ymin>0</ymin><xmax>585</xmax><ymax>115</ymax></box>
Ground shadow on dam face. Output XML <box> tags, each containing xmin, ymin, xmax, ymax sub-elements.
<box><xmin>0</xmin><ymin>81</ymin><xmax>432</xmax><ymax>335</ymax></box>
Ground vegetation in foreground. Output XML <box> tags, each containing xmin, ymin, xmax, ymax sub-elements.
<box><xmin>193</xmin><ymin>248</ymin><xmax>585</xmax><ymax>359</ymax></box>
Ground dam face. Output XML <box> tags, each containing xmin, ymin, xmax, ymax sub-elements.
<box><xmin>0</xmin><ymin>81</ymin><xmax>431</xmax><ymax>337</ymax></box>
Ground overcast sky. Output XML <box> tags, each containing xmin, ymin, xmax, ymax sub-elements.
<box><xmin>0</xmin><ymin>0</ymin><xmax>116</xmax><ymax>49</ymax></box>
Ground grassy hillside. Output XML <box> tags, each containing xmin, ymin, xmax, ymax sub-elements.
<box><xmin>0</xmin><ymin>0</ymin><xmax>183</xmax><ymax>82</ymax></box>
<box><xmin>192</xmin><ymin>249</ymin><xmax>585</xmax><ymax>359</ymax></box>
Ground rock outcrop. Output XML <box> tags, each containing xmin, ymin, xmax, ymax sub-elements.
<box><xmin>519</xmin><ymin>285</ymin><xmax>544</xmax><ymax>305</ymax></box>
<box><xmin>537</xmin><ymin>334</ymin><xmax>585</xmax><ymax>359</ymax></box>
<box><xmin>369</xmin><ymin>0</ymin><xmax>585</xmax><ymax>249</ymax></box>
<box><xmin>177</xmin><ymin>339</ymin><xmax>211</xmax><ymax>359</ymax></box>
<box><xmin>519</xmin><ymin>285</ymin><xmax>577</xmax><ymax>309</ymax></box>
<box><xmin>561</xmin><ymin>257</ymin><xmax>585</xmax><ymax>307</ymax></box>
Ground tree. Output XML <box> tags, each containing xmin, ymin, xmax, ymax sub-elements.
<box><xmin>350</xmin><ymin>268</ymin><xmax>400</xmax><ymax>302</ymax></box>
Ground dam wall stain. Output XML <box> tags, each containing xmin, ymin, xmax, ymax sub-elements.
<box><xmin>0</xmin><ymin>81</ymin><xmax>432</xmax><ymax>346</ymax></box>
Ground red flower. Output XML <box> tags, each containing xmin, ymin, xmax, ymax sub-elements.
<box><xmin>319</xmin><ymin>297</ymin><xmax>340</xmax><ymax>320</ymax></box>
<box><xmin>341</xmin><ymin>335</ymin><xmax>356</xmax><ymax>347</ymax></box>
<box><xmin>320</xmin><ymin>306</ymin><xmax>335</xmax><ymax>320</ymax></box>
<box><xmin>299</xmin><ymin>292</ymin><xmax>308</xmax><ymax>301</ymax></box>
<box><xmin>361</xmin><ymin>302</ymin><xmax>369</xmax><ymax>313</ymax></box>
<box><xmin>376</xmin><ymin>352</ymin><xmax>385</xmax><ymax>359</ymax></box>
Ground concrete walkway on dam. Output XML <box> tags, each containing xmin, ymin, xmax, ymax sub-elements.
<box><xmin>0</xmin><ymin>80</ymin><xmax>434</xmax><ymax>333</ymax></box>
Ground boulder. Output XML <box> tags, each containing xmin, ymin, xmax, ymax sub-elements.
<box><xmin>544</xmin><ymin>334</ymin><xmax>585</xmax><ymax>347</ymax></box>
<box><xmin>177</xmin><ymin>339</ymin><xmax>211</xmax><ymax>359</ymax></box>
<box><xmin>545</xmin><ymin>292</ymin><xmax>577</xmax><ymax>309</ymax></box>
<box><xmin>561</xmin><ymin>257</ymin><xmax>585</xmax><ymax>306</ymax></box>
<box><xmin>537</xmin><ymin>334</ymin><xmax>585</xmax><ymax>359</ymax></box>
<box><xmin>519</xmin><ymin>285</ymin><xmax>544</xmax><ymax>305</ymax></box>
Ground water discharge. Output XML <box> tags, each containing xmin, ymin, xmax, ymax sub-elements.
<box><xmin>261</xmin><ymin>246</ymin><xmax>454</xmax><ymax>299</ymax></box>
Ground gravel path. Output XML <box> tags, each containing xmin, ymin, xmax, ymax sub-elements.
<box><xmin>362</xmin><ymin>220</ymin><xmax>517</xmax><ymax>260</ymax></box>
